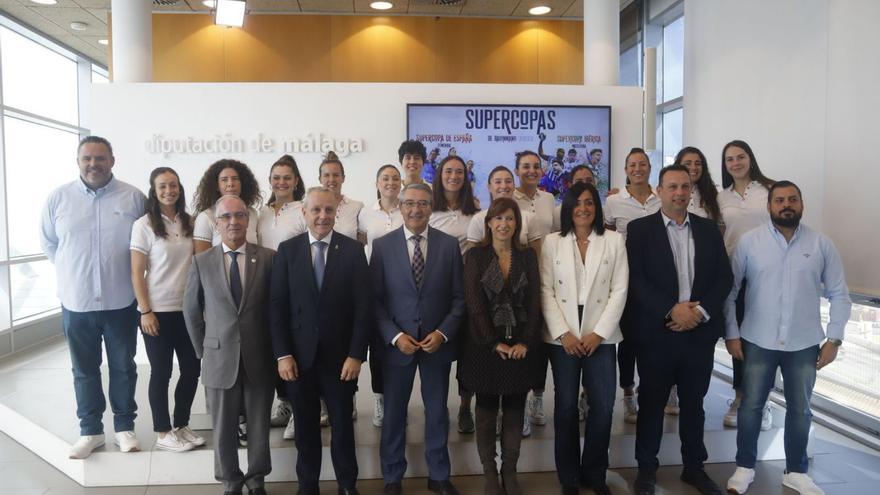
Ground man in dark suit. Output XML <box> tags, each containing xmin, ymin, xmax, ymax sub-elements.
<box><xmin>371</xmin><ymin>183</ymin><xmax>466</xmax><ymax>495</ymax></box>
<box><xmin>625</xmin><ymin>165</ymin><xmax>732</xmax><ymax>495</ymax></box>
<box><xmin>183</xmin><ymin>195</ymin><xmax>276</xmax><ymax>495</ymax></box>
<box><xmin>269</xmin><ymin>186</ymin><xmax>371</xmax><ymax>495</ymax></box>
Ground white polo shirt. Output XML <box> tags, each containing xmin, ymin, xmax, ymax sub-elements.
<box><xmin>718</xmin><ymin>181</ymin><xmax>769</xmax><ymax>255</ymax></box>
<box><xmin>603</xmin><ymin>187</ymin><xmax>661</xmax><ymax>239</ymax></box>
<box><xmin>513</xmin><ymin>188</ymin><xmax>556</xmax><ymax>239</ymax></box>
<box><xmin>193</xmin><ymin>206</ymin><xmax>259</xmax><ymax>246</ymax></box>
<box><xmin>358</xmin><ymin>201</ymin><xmax>403</xmax><ymax>255</ymax></box>
<box><xmin>257</xmin><ymin>202</ymin><xmax>307</xmax><ymax>250</ymax></box>
<box><xmin>130</xmin><ymin>214</ymin><xmax>193</xmax><ymax>312</ymax></box>
<box><xmin>334</xmin><ymin>195</ymin><xmax>364</xmax><ymax>240</ymax></box>
<box><xmin>467</xmin><ymin>209</ymin><xmax>541</xmax><ymax>246</ymax></box>
<box><xmin>429</xmin><ymin>208</ymin><xmax>474</xmax><ymax>253</ymax></box>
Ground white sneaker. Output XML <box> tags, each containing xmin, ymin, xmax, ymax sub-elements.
<box><xmin>69</xmin><ymin>434</ymin><xmax>105</xmax><ymax>459</ymax></box>
<box><xmin>726</xmin><ymin>466</ymin><xmax>755</xmax><ymax>494</ymax></box>
<box><xmin>320</xmin><ymin>399</ymin><xmax>330</xmax><ymax>427</ymax></box>
<box><xmin>527</xmin><ymin>392</ymin><xmax>547</xmax><ymax>426</ymax></box>
<box><xmin>283</xmin><ymin>415</ymin><xmax>296</xmax><ymax>440</ymax></box>
<box><xmin>521</xmin><ymin>412</ymin><xmax>532</xmax><ymax>437</ymax></box>
<box><xmin>175</xmin><ymin>426</ymin><xmax>206</xmax><ymax>447</ymax></box>
<box><xmin>664</xmin><ymin>385</ymin><xmax>680</xmax><ymax>415</ymax></box>
<box><xmin>114</xmin><ymin>430</ymin><xmax>140</xmax><ymax>453</ymax></box>
<box><xmin>724</xmin><ymin>397</ymin><xmax>741</xmax><ymax>427</ymax></box>
<box><xmin>623</xmin><ymin>395</ymin><xmax>638</xmax><ymax>424</ymax></box>
<box><xmin>372</xmin><ymin>394</ymin><xmax>384</xmax><ymax>428</ymax></box>
<box><xmin>352</xmin><ymin>394</ymin><xmax>358</xmax><ymax>421</ymax></box>
<box><xmin>578</xmin><ymin>391</ymin><xmax>588</xmax><ymax>422</ymax></box>
<box><xmin>155</xmin><ymin>431</ymin><xmax>194</xmax><ymax>453</ymax></box>
<box><xmin>270</xmin><ymin>400</ymin><xmax>293</xmax><ymax>427</ymax></box>
<box><xmin>782</xmin><ymin>472</ymin><xmax>825</xmax><ymax>495</ymax></box>
<box><xmin>761</xmin><ymin>404</ymin><xmax>773</xmax><ymax>431</ymax></box>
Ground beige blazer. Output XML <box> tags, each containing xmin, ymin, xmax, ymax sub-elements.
<box><xmin>540</xmin><ymin>230</ymin><xmax>628</xmax><ymax>345</ymax></box>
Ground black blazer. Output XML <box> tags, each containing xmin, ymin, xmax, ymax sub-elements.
<box><xmin>269</xmin><ymin>230</ymin><xmax>372</xmax><ymax>372</ymax></box>
<box><xmin>623</xmin><ymin>211</ymin><xmax>732</xmax><ymax>345</ymax></box>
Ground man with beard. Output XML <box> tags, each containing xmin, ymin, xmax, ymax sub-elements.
<box><xmin>724</xmin><ymin>181</ymin><xmax>851</xmax><ymax>495</ymax></box>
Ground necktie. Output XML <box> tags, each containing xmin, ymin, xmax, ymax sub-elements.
<box><xmin>313</xmin><ymin>241</ymin><xmax>327</xmax><ymax>290</ymax></box>
<box><xmin>411</xmin><ymin>234</ymin><xmax>424</xmax><ymax>289</ymax></box>
<box><xmin>228</xmin><ymin>251</ymin><xmax>242</xmax><ymax>308</ymax></box>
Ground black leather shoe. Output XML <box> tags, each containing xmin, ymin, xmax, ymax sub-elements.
<box><xmin>561</xmin><ymin>485</ymin><xmax>579</xmax><ymax>495</ymax></box>
<box><xmin>427</xmin><ymin>479</ymin><xmax>460</xmax><ymax>495</ymax></box>
<box><xmin>681</xmin><ymin>468</ymin><xmax>723</xmax><ymax>495</ymax></box>
<box><xmin>634</xmin><ymin>470</ymin><xmax>656</xmax><ymax>495</ymax></box>
<box><xmin>338</xmin><ymin>488</ymin><xmax>360</xmax><ymax>495</ymax></box>
<box><xmin>223</xmin><ymin>491</ymin><xmax>242</xmax><ymax>495</ymax></box>
<box><xmin>249</xmin><ymin>488</ymin><xmax>268</xmax><ymax>495</ymax></box>
<box><xmin>383</xmin><ymin>482</ymin><xmax>402</xmax><ymax>495</ymax></box>
<box><xmin>590</xmin><ymin>483</ymin><xmax>612</xmax><ymax>495</ymax></box>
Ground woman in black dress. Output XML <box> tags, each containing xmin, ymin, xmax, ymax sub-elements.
<box><xmin>459</xmin><ymin>197</ymin><xmax>543</xmax><ymax>495</ymax></box>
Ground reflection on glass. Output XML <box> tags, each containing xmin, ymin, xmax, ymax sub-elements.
<box><xmin>662</xmin><ymin>108</ymin><xmax>682</xmax><ymax>166</ymax></box>
<box><xmin>662</xmin><ymin>16</ymin><xmax>684</xmax><ymax>102</ymax></box>
<box><xmin>620</xmin><ymin>42</ymin><xmax>642</xmax><ymax>87</ymax></box>
<box><xmin>11</xmin><ymin>259</ymin><xmax>58</xmax><ymax>321</ymax></box>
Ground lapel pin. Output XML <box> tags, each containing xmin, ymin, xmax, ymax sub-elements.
<box><xmin>251</xmin><ymin>258</ymin><xmax>256</xmax><ymax>263</ymax></box>
<box><xmin>335</xmin><ymin>244</ymin><xmax>339</xmax><ymax>250</ymax></box>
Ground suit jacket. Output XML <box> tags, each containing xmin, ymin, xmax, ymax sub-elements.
<box><xmin>269</xmin><ymin>231</ymin><xmax>371</xmax><ymax>373</ymax></box>
<box><xmin>370</xmin><ymin>226</ymin><xmax>465</xmax><ymax>366</ymax></box>
<box><xmin>623</xmin><ymin>211</ymin><xmax>732</xmax><ymax>345</ymax></box>
<box><xmin>540</xmin><ymin>230</ymin><xmax>629</xmax><ymax>344</ymax></box>
<box><xmin>183</xmin><ymin>243</ymin><xmax>276</xmax><ymax>389</ymax></box>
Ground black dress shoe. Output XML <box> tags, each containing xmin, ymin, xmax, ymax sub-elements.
<box><xmin>338</xmin><ymin>488</ymin><xmax>360</xmax><ymax>495</ymax></box>
<box><xmin>223</xmin><ymin>491</ymin><xmax>242</xmax><ymax>495</ymax></box>
<box><xmin>427</xmin><ymin>479</ymin><xmax>460</xmax><ymax>495</ymax></box>
<box><xmin>249</xmin><ymin>488</ymin><xmax>268</xmax><ymax>495</ymax></box>
<box><xmin>560</xmin><ymin>485</ymin><xmax>579</xmax><ymax>495</ymax></box>
<box><xmin>680</xmin><ymin>467</ymin><xmax>723</xmax><ymax>495</ymax></box>
<box><xmin>590</xmin><ymin>483</ymin><xmax>612</xmax><ymax>495</ymax></box>
<box><xmin>383</xmin><ymin>482</ymin><xmax>402</xmax><ymax>495</ymax></box>
<box><xmin>634</xmin><ymin>470</ymin><xmax>656</xmax><ymax>495</ymax></box>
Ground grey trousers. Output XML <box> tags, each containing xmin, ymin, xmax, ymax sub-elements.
<box><xmin>206</xmin><ymin>365</ymin><xmax>274</xmax><ymax>492</ymax></box>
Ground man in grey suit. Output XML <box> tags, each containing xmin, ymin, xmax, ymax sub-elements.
<box><xmin>184</xmin><ymin>195</ymin><xmax>275</xmax><ymax>495</ymax></box>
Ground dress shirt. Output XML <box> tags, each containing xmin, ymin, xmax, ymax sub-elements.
<box><xmin>40</xmin><ymin>176</ymin><xmax>146</xmax><ymax>312</ymax></box>
<box><xmin>725</xmin><ymin>222</ymin><xmax>851</xmax><ymax>351</ymax></box>
<box><xmin>390</xmin><ymin>226</ymin><xmax>448</xmax><ymax>345</ymax></box>
<box><xmin>603</xmin><ymin>187</ymin><xmax>661</xmax><ymax>239</ymax></box>
<box><xmin>467</xmin><ymin>209</ymin><xmax>541</xmax><ymax>245</ymax></box>
<box><xmin>718</xmin><ymin>181</ymin><xmax>768</xmax><ymax>255</ymax></box>
<box><xmin>334</xmin><ymin>195</ymin><xmax>364</xmax><ymax>240</ymax></box>
<box><xmin>222</xmin><ymin>243</ymin><xmax>247</xmax><ymax>294</ymax></box>
<box><xmin>358</xmin><ymin>201</ymin><xmax>403</xmax><ymax>256</ymax></box>
<box><xmin>661</xmin><ymin>212</ymin><xmax>710</xmax><ymax>322</ymax></box>
<box><xmin>257</xmin><ymin>202</ymin><xmax>307</xmax><ymax>251</ymax></box>
<box><xmin>307</xmin><ymin>230</ymin><xmax>332</xmax><ymax>265</ymax></box>
<box><xmin>513</xmin><ymin>188</ymin><xmax>556</xmax><ymax>238</ymax></box>
<box><xmin>429</xmin><ymin>208</ymin><xmax>473</xmax><ymax>253</ymax></box>
<box><xmin>193</xmin><ymin>206</ymin><xmax>259</xmax><ymax>246</ymax></box>
<box><xmin>129</xmin><ymin>213</ymin><xmax>192</xmax><ymax>312</ymax></box>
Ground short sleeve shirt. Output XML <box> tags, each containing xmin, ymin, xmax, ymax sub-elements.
<box><xmin>129</xmin><ymin>214</ymin><xmax>192</xmax><ymax>312</ymax></box>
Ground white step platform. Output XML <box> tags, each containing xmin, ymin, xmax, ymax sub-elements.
<box><xmin>0</xmin><ymin>336</ymin><xmax>807</xmax><ymax>487</ymax></box>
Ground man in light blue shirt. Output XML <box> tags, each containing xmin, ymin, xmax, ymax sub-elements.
<box><xmin>40</xmin><ymin>136</ymin><xmax>146</xmax><ymax>459</ymax></box>
<box><xmin>724</xmin><ymin>180</ymin><xmax>851</xmax><ymax>495</ymax></box>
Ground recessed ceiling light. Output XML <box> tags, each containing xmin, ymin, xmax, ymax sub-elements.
<box><xmin>370</xmin><ymin>1</ymin><xmax>394</xmax><ymax>10</ymax></box>
<box><xmin>215</xmin><ymin>0</ymin><xmax>245</xmax><ymax>27</ymax></box>
<box><xmin>98</xmin><ymin>39</ymin><xmax>108</xmax><ymax>46</ymax></box>
<box><xmin>29</xmin><ymin>0</ymin><xmax>58</xmax><ymax>5</ymax></box>
<box><xmin>202</xmin><ymin>0</ymin><xmax>216</xmax><ymax>7</ymax></box>
<box><xmin>70</xmin><ymin>21</ymin><xmax>89</xmax><ymax>31</ymax></box>
<box><xmin>528</xmin><ymin>5</ymin><xmax>551</xmax><ymax>16</ymax></box>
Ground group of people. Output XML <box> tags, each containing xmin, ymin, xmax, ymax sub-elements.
<box><xmin>39</xmin><ymin>135</ymin><xmax>851</xmax><ymax>495</ymax></box>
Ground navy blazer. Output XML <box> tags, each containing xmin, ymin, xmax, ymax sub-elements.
<box><xmin>269</xmin><ymin>231</ymin><xmax>371</xmax><ymax>373</ymax></box>
<box><xmin>623</xmin><ymin>211</ymin><xmax>732</xmax><ymax>345</ymax></box>
<box><xmin>370</xmin><ymin>226</ymin><xmax>465</xmax><ymax>366</ymax></box>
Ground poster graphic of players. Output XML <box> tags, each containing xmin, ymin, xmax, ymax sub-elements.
<box><xmin>407</xmin><ymin>104</ymin><xmax>611</xmax><ymax>205</ymax></box>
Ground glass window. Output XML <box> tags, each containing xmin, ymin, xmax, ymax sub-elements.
<box><xmin>619</xmin><ymin>42</ymin><xmax>642</xmax><ymax>87</ymax></box>
<box><xmin>661</xmin><ymin>108</ymin><xmax>682</xmax><ymax>166</ymax></box>
<box><xmin>91</xmin><ymin>70</ymin><xmax>108</xmax><ymax>84</ymax></box>
<box><xmin>3</xmin><ymin>116</ymin><xmax>80</xmax><ymax>257</ymax></box>
<box><xmin>662</xmin><ymin>16</ymin><xmax>684</xmax><ymax>102</ymax></box>
<box><xmin>10</xmin><ymin>259</ymin><xmax>57</xmax><ymax>322</ymax></box>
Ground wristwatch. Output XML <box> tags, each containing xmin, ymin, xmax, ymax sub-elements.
<box><xmin>827</xmin><ymin>338</ymin><xmax>843</xmax><ymax>347</ymax></box>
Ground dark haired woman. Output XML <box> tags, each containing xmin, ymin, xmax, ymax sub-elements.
<box><xmin>719</xmin><ymin>140</ymin><xmax>775</xmax><ymax>431</ymax></box>
<box><xmin>467</xmin><ymin>166</ymin><xmax>543</xmax><ymax>255</ymax></box>
<box><xmin>541</xmin><ymin>182</ymin><xmax>628</xmax><ymax>495</ymax></box>
<box><xmin>460</xmin><ymin>197</ymin><xmax>542</xmax><ymax>495</ymax></box>
<box><xmin>318</xmin><ymin>157</ymin><xmax>364</xmax><ymax>240</ymax></box>
<box><xmin>130</xmin><ymin>167</ymin><xmax>203</xmax><ymax>452</ymax></box>
<box><xmin>192</xmin><ymin>159</ymin><xmax>261</xmax><ymax>253</ymax></box>
<box><xmin>673</xmin><ymin>147</ymin><xmax>722</xmax><ymax>223</ymax></box>
<box><xmin>258</xmin><ymin>154</ymin><xmax>307</xmax><ymax>251</ymax></box>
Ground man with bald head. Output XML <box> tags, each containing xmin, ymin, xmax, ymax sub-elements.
<box><xmin>184</xmin><ymin>195</ymin><xmax>275</xmax><ymax>495</ymax></box>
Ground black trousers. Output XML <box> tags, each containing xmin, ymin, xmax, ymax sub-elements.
<box><xmin>634</xmin><ymin>336</ymin><xmax>715</xmax><ymax>472</ymax></box>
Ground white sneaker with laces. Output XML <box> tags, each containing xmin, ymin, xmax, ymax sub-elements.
<box><xmin>664</xmin><ymin>385</ymin><xmax>680</xmax><ymax>415</ymax></box>
<box><xmin>69</xmin><ymin>434</ymin><xmax>105</xmax><ymax>459</ymax></box>
<box><xmin>724</xmin><ymin>397</ymin><xmax>742</xmax><ymax>427</ymax></box>
<box><xmin>372</xmin><ymin>394</ymin><xmax>384</xmax><ymax>428</ymax></box>
<box><xmin>175</xmin><ymin>426</ymin><xmax>205</xmax><ymax>447</ymax></box>
<box><xmin>726</xmin><ymin>466</ymin><xmax>755</xmax><ymax>494</ymax></box>
<box><xmin>623</xmin><ymin>395</ymin><xmax>638</xmax><ymax>424</ymax></box>
<box><xmin>114</xmin><ymin>430</ymin><xmax>140</xmax><ymax>453</ymax></box>
<box><xmin>527</xmin><ymin>392</ymin><xmax>547</xmax><ymax>426</ymax></box>
<box><xmin>155</xmin><ymin>431</ymin><xmax>194</xmax><ymax>452</ymax></box>
<box><xmin>578</xmin><ymin>391</ymin><xmax>588</xmax><ymax>422</ymax></box>
<box><xmin>782</xmin><ymin>472</ymin><xmax>825</xmax><ymax>495</ymax></box>
<box><xmin>270</xmin><ymin>400</ymin><xmax>293</xmax><ymax>427</ymax></box>
<box><xmin>521</xmin><ymin>411</ymin><xmax>532</xmax><ymax>437</ymax></box>
<box><xmin>320</xmin><ymin>399</ymin><xmax>330</xmax><ymax>427</ymax></box>
<box><xmin>283</xmin><ymin>415</ymin><xmax>296</xmax><ymax>440</ymax></box>
<box><xmin>760</xmin><ymin>404</ymin><xmax>773</xmax><ymax>431</ymax></box>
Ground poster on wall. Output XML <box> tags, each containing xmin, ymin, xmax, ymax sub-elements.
<box><xmin>407</xmin><ymin>104</ymin><xmax>611</xmax><ymax>205</ymax></box>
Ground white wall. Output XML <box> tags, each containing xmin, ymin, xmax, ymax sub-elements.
<box><xmin>91</xmin><ymin>83</ymin><xmax>643</xmax><ymax>208</ymax></box>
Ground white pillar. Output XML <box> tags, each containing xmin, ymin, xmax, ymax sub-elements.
<box><xmin>583</xmin><ymin>0</ymin><xmax>619</xmax><ymax>86</ymax></box>
<box><xmin>110</xmin><ymin>0</ymin><xmax>152</xmax><ymax>82</ymax></box>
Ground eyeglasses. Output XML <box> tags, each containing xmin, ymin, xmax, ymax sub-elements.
<box><xmin>401</xmin><ymin>200</ymin><xmax>431</xmax><ymax>209</ymax></box>
<box><xmin>217</xmin><ymin>211</ymin><xmax>248</xmax><ymax>221</ymax></box>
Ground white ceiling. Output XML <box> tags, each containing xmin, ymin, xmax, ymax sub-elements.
<box><xmin>0</xmin><ymin>0</ymin><xmax>588</xmax><ymax>66</ymax></box>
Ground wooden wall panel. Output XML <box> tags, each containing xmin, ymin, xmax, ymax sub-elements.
<box><xmin>150</xmin><ymin>14</ymin><xmax>585</xmax><ymax>84</ymax></box>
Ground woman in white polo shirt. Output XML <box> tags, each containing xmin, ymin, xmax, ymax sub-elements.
<box><xmin>513</xmin><ymin>150</ymin><xmax>556</xmax><ymax>241</ymax></box>
<box><xmin>468</xmin><ymin>166</ymin><xmax>543</xmax><ymax>253</ymax></box>
<box><xmin>130</xmin><ymin>167</ymin><xmax>204</xmax><ymax>452</ymax></box>
<box><xmin>257</xmin><ymin>154</ymin><xmax>308</xmax><ymax>251</ymax></box>
<box><xmin>318</xmin><ymin>153</ymin><xmax>363</xmax><ymax>240</ymax></box>
<box><xmin>192</xmin><ymin>159</ymin><xmax>262</xmax><ymax>254</ymax></box>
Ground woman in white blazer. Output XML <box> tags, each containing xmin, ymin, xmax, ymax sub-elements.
<box><xmin>540</xmin><ymin>181</ymin><xmax>628</xmax><ymax>495</ymax></box>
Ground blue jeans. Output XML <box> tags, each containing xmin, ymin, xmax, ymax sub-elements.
<box><xmin>736</xmin><ymin>340</ymin><xmax>819</xmax><ymax>473</ymax></box>
<box><xmin>547</xmin><ymin>343</ymin><xmax>616</xmax><ymax>487</ymax></box>
<box><xmin>62</xmin><ymin>302</ymin><xmax>139</xmax><ymax>435</ymax></box>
